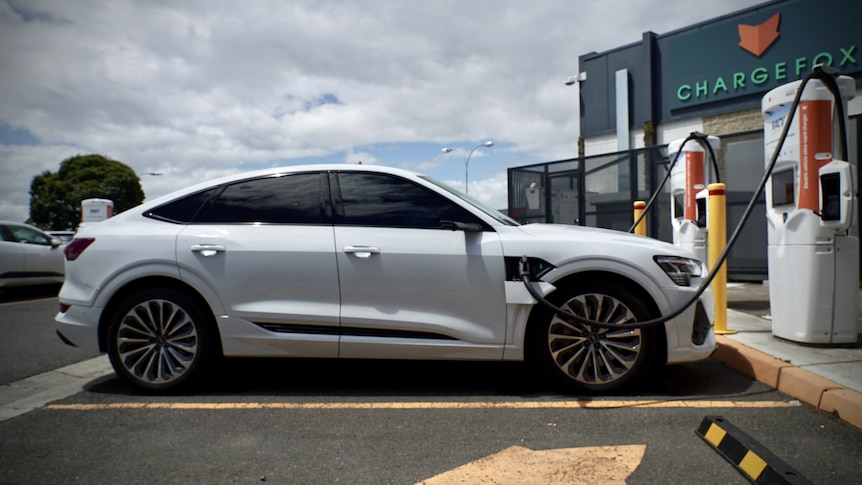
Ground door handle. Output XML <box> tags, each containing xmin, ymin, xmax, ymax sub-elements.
<box><xmin>190</xmin><ymin>244</ymin><xmax>226</xmax><ymax>257</ymax></box>
<box><xmin>343</xmin><ymin>246</ymin><xmax>380</xmax><ymax>258</ymax></box>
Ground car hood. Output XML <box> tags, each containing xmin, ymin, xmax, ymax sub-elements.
<box><xmin>514</xmin><ymin>223</ymin><xmax>675</xmax><ymax>247</ymax></box>
<box><xmin>499</xmin><ymin>223</ymin><xmax>701</xmax><ymax>264</ymax></box>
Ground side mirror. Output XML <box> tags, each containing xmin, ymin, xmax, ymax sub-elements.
<box><xmin>441</xmin><ymin>220</ymin><xmax>484</xmax><ymax>232</ymax></box>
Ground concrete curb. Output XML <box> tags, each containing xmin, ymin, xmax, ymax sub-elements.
<box><xmin>713</xmin><ymin>336</ymin><xmax>862</xmax><ymax>430</ymax></box>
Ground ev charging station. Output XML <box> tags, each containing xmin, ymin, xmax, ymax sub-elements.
<box><xmin>669</xmin><ymin>135</ymin><xmax>721</xmax><ymax>265</ymax></box>
<box><xmin>762</xmin><ymin>75</ymin><xmax>859</xmax><ymax>345</ymax></box>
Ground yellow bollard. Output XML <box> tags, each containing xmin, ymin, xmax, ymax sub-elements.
<box><xmin>633</xmin><ymin>201</ymin><xmax>647</xmax><ymax>236</ymax></box>
<box><xmin>707</xmin><ymin>183</ymin><xmax>735</xmax><ymax>335</ymax></box>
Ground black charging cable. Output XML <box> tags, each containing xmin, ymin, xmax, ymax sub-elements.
<box><xmin>628</xmin><ymin>132</ymin><xmax>721</xmax><ymax>234</ymax></box>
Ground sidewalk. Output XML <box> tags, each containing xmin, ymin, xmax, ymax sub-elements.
<box><xmin>715</xmin><ymin>282</ymin><xmax>862</xmax><ymax>429</ymax></box>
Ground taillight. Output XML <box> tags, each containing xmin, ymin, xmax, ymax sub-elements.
<box><xmin>64</xmin><ymin>238</ymin><xmax>95</xmax><ymax>261</ymax></box>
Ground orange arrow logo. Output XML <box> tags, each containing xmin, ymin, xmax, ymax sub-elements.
<box><xmin>738</xmin><ymin>12</ymin><xmax>780</xmax><ymax>57</ymax></box>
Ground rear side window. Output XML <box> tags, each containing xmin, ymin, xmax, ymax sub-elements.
<box><xmin>148</xmin><ymin>188</ymin><xmax>217</xmax><ymax>223</ymax></box>
<box><xmin>195</xmin><ymin>173</ymin><xmax>323</xmax><ymax>224</ymax></box>
<box><xmin>336</xmin><ymin>172</ymin><xmax>482</xmax><ymax>229</ymax></box>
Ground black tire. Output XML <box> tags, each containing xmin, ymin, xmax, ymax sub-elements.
<box><xmin>527</xmin><ymin>279</ymin><xmax>658</xmax><ymax>392</ymax></box>
<box><xmin>106</xmin><ymin>288</ymin><xmax>215</xmax><ymax>393</ymax></box>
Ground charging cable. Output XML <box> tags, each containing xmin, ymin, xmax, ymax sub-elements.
<box><xmin>628</xmin><ymin>132</ymin><xmax>720</xmax><ymax>234</ymax></box>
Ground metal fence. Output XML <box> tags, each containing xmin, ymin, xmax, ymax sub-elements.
<box><xmin>507</xmin><ymin>140</ymin><xmax>768</xmax><ymax>281</ymax></box>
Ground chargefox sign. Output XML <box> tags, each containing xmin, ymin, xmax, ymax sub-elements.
<box><xmin>666</xmin><ymin>0</ymin><xmax>860</xmax><ymax>110</ymax></box>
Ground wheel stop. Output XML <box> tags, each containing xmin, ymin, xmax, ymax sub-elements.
<box><xmin>696</xmin><ymin>416</ymin><xmax>813</xmax><ymax>484</ymax></box>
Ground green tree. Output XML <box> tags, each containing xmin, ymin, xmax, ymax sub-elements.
<box><xmin>29</xmin><ymin>154</ymin><xmax>145</xmax><ymax>230</ymax></box>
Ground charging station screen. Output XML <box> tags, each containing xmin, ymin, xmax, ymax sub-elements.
<box><xmin>820</xmin><ymin>173</ymin><xmax>841</xmax><ymax>221</ymax></box>
<box><xmin>771</xmin><ymin>168</ymin><xmax>795</xmax><ymax>207</ymax></box>
<box><xmin>673</xmin><ymin>193</ymin><xmax>684</xmax><ymax>219</ymax></box>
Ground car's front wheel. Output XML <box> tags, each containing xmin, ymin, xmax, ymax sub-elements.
<box><xmin>107</xmin><ymin>288</ymin><xmax>215</xmax><ymax>392</ymax></box>
<box><xmin>528</xmin><ymin>280</ymin><xmax>658</xmax><ymax>392</ymax></box>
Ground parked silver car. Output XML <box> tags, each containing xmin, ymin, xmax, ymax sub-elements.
<box><xmin>56</xmin><ymin>164</ymin><xmax>715</xmax><ymax>392</ymax></box>
<box><xmin>0</xmin><ymin>221</ymin><xmax>66</xmax><ymax>288</ymax></box>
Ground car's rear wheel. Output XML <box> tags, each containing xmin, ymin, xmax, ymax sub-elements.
<box><xmin>107</xmin><ymin>288</ymin><xmax>214</xmax><ymax>392</ymax></box>
<box><xmin>528</xmin><ymin>280</ymin><xmax>657</xmax><ymax>392</ymax></box>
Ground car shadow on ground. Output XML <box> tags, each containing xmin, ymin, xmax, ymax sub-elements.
<box><xmin>83</xmin><ymin>356</ymin><xmax>768</xmax><ymax>401</ymax></box>
<box><xmin>0</xmin><ymin>283</ymin><xmax>61</xmax><ymax>303</ymax></box>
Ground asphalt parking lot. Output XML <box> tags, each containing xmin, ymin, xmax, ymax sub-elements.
<box><xmin>2</xmin><ymin>285</ymin><xmax>862</xmax><ymax>483</ymax></box>
<box><xmin>4</xmin><ymin>354</ymin><xmax>862</xmax><ymax>484</ymax></box>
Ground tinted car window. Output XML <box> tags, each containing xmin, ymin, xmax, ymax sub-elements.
<box><xmin>148</xmin><ymin>188</ymin><xmax>218</xmax><ymax>223</ymax></box>
<box><xmin>337</xmin><ymin>172</ymin><xmax>481</xmax><ymax>229</ymax></box>
<box><xmin>196</xmin><ymin>173</ymin><xmax>322</xmax><ymax>224</ymax></box>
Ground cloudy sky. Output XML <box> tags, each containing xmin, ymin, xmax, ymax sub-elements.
<box><xmin>0</xmin><ymin>0</ymin><xmax>765</xmax><ymax>224</ymax></box>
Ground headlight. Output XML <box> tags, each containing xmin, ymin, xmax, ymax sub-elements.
<box><xmin>653</xmin><ymin>255</ymin><xmax>703</xmax><ymax>287</ymax></box>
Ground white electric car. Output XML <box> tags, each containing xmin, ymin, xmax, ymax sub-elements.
<box><xmin>56</xmin><ymin>164</ymin><xmax>715</xmax><ymax>392</ymax></box>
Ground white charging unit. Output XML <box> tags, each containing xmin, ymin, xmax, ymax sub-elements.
<box><xmin>762</xmin><ymin>75</ymin><xmax>858</xmax><ymax>344</ymax></box>
<box><xmin>669</xmin><ymin>135</ymin><xmax>721</xmax><ymax>265</ymax></box>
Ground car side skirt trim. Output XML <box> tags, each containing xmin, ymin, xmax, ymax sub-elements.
<box><xmin>253</xmin><ymin>322</ymin><xmax>457</xmax><ymax>341</ymax></box>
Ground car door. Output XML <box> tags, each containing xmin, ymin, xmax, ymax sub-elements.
<box><xmin>175</xmin><ymin>172</ymin><xmax>341</xmax><ymax>357</ymax></box>
<box><xmin>0</xmin><ymin>225</ymin><xmax>27</xmax><ymax>278</ymax></box>
<box><xmin>332</xmin><ymin>171</ymin><xmax>508</xmax><ymax>360</ymax></box>
<box><xmin>6</xmin><ymin>225</ymin><xmax>64</xmax><ymax>276</ymax></box>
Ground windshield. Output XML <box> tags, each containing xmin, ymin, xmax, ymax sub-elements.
<box><xmin>420</xmin><ymin>175</ymin><xmax>520</xmax><ymax>226</ymax></box>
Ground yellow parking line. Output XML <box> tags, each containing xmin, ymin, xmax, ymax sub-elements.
<box><xmin>46</xmin><ymin>400</ymin><xmax>795</xmax><ymax>411</ymax></box>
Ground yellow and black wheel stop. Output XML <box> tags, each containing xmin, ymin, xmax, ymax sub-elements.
<box><xmin>696</xmin><ymin>416</ymin><xmax>812</xmax><ymax>484</ymax></box>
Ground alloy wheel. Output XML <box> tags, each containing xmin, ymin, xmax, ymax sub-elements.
<box><xmin>546</xmin><ymin>293</ymin><xmax>642</xmax><ymax>387</ymax></box>
<box><xmin>115</xmin><ymin>298</ymin><xmax>199</xmax><ymax>385</ymax></box>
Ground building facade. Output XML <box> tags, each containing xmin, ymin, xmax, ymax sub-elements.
<box><xmin>508</xmin><ymin>0</ymin><xmax>862</xmax><ymax>281</ymax></box>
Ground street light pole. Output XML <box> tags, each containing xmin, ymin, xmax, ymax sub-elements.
<box><xmin>441</xmin><ymin>140</ymin><xmax>494</xmax><ymax>194</ymax></box>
